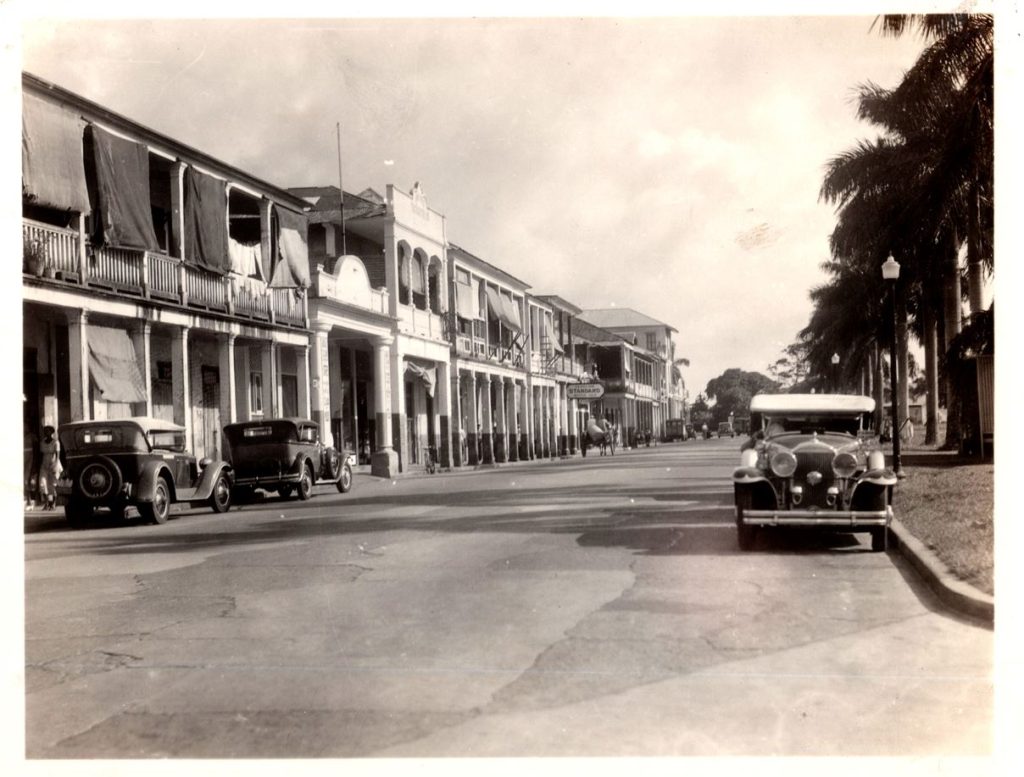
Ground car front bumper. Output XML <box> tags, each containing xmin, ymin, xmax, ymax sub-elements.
<box><xmin>738</xmin><ymin>506</ymin><xmax>893</xmax><ymax>527</ymax></box>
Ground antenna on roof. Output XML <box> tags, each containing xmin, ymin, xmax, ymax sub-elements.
<box><xmin>336</xmin><ymin>122</ymin><xmax>348</xmax><ymax>256</ymax></box>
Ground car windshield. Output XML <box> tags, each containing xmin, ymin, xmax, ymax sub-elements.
<box><xmin>764</xmin><ymin>414</ymin><xmax>863</xmax><ymax>436</ymax></box>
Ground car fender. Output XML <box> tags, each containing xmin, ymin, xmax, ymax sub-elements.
<box><xmin>733</xmin><ymin>466</ymin><xmax>771</xmax><ymax>485</ymax></box>
<box><xmin>136</xmin><ymin>460</ymin><xmax>176</xmax><ymax>503</ymax></box>
<box><xmin>190</xmin><ymin>462</ymin><xmax>233</xmax><ymax>501</ymax></box>
<box><xmin>857</xmin><ymin>468</ymin><xmax>899</xmax><ymax>487</ymax></box>
<box><xmin>291</xmin><ymin>451</ymin><xmax>313</xmax><ymax>478</ymax></box>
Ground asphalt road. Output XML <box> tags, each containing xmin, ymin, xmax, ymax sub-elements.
<box><xmin>24</xmin><ymin>437</ymin><xmax>993</xmax><ymax>758</ymax></box>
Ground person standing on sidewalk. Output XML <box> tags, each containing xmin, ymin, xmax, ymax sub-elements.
<box><xmin>38</xmin><ymin>425</ymin><xmax>61</xmax><ymax>511</ymax></box>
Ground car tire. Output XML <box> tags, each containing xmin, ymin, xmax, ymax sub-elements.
<box><xmin>735</xmin><ymin>489</ymin><xmax>757</xmax><ymax>551</ymax></box>
<box><xmin>77</xmin><ymin>456</ymin><xmax>122</xmax><ymax>502</ymax></box>
<box><xmin>64</xmin><ymin>499</ymin><xmax>92</xmax><ymax>529</ymax></box>
<box><xmin>297</xmin><ymin>462</ymin><xmax>314</xmax><ymax>501</ymax></box>
<box><xmin>209</xmin><ymin>473</ymin><xmax>232</xmax><ymax>514</ymax></box>
<box><xmin>336</xmin><ymin>462</ymin><xmax>353</xmax><ymax>493</ymax></box>
<box><xmin>870</xmin><ymin>527</ymin><xmax>889</xmax><ymax>553</ymax></box>
<box><xmin>139</xmin><ymin>477</ymin><xmax>171</xmax><ymax>524</ymax></box>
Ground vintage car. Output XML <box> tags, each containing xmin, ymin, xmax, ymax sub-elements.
<box><xmin>717</xmin><ymin>422</ymin><xmax>735</xmax><ymax>438</ymax></box>
<box><xmin>222</xmin><ymin>418</ymin><xmax>355</xmax><ymax>500</ymax></box>
<box><xmin>57</xmin><ymin>418</ymin><xmax>233</xmax><ymax>528</ymax></box>
<box><xmin>732</xmin><ymin>394</ymin><xmax>897</xmax><ymax>552</ymax></box>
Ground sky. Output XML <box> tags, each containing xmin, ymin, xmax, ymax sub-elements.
<box><xmin>14</xmin><ymin>8</ymin><xmax>935</xmax><ymax>396</ymax></box>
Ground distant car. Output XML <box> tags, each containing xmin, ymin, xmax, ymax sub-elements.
<box><xmin>223</xmin><ymin>418</ymin><xmax>354</xmax><ymax>501</ymax></box>
<box><xmin>664</xmin><ymin>418</ymin><xmax>687</xmax><ymax>442</ymax></box>
<box><xmin>718</xmin><ymin>422</ymin><xmax>735</xmax><ymax>438</ymax></box>
<box><xmin>56</xmin><ymin>417</ymin><xmax>233</xmax><ymax>528</ymax></box>
<box><xmin>732</xmin><ymin>394</ymin><xmax>897</xmax><ymax>552</ymax></box>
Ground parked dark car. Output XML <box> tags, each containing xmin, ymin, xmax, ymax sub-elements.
<box><xmin>732</xmin><ymin>394</ymin><xmax>897</xmax><ymax>552</ymax></box>
<box><xmin>223</xmin><ymin>418</ymin><xmax>354</xmax><ymax>501</ymax></box>
<box><xmin>56</xmin><ymin>417</ymin><xmax>233</xmax><ymax>528</ymax></box>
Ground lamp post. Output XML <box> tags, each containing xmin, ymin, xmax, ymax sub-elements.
<box><xmin>831</xmin><ymin>352</ymin><xmax>840</xmax><ymax>393</ymax></box>
<box><xmin>881</xmin><ymin>254</ymin><xmax>905</xmax><ymax>478</ymax></box>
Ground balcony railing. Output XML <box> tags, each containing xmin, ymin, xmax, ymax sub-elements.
<box><xmin>23</xmin><ymin>219</ymin><xmax>308</xmax><ymax>328</ymax></box>
<box><xmin>398</xmin><ymin>305</ymin><xmax>445</xmax><ymax>341</ymax></box>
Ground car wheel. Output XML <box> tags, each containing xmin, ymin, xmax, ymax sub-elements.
<box><xmin>64</xmin><ymin>499</ymin><xmax>92</xmax><ymax>529</ymax></box>
<box><xmin>139</xmin><ymin>477</ymin><xmax>171</xmax><ymax>524</ymax></box>
<box><xmin>209</xmin><ymin>473</ymin><xmax>232</xmax><ymax>514</ymax></box>
<box><xmin>336</xmin><ymin>462</ymin><xmax>353</xmax><ymax>493</ymax></box>
<box><xmin>297</xmin><ymin>462</ymin><xmax>314</xmax><ymax>501</ymax></box>
<box><xmin>870</xmin><ymin>527</ymin><xmax>889</xmax><ymax>553</ymax></box>
<box><xmin>735</xmin><ymin>489</ymin><xmax>757</xmax><ymax>551</ymax></box>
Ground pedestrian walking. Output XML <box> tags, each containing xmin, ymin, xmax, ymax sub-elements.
<box><xmin>38</xmin><ymin>425</ymin><xmax>61</xmax><ymax>511</ymax></box>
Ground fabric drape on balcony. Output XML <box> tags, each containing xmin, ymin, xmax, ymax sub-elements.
<box><xmin>88</xmin><ymin>325</ymin><xmax>147</xmax><ymax>403</ymax></box>
<box><xmin>184</xmin><ymin>167</ymin><xmax>229</xmax><ymax>273</ymax></box>
<box><xmin>229</xmin><ymin>236</ymin><xmax>264</xmax><ymax>280</ymax></box>
<box><xmin>544</xmin><ymin>316</ymin><xmax>563</xmax><ymax>353</ymax></box>
<box><xmin>409</xmin><ymin>255</ymin><xmax>425</xmax><ymax>294</ymax></box>
<box><xmin>90</xmin><ymin>125</ymin><xmax>160</xmax><ymax>251</ymax></box>
<box><xmin>22</xmin><ymin>92</ymin><xmax>91</xmax><ymax>213</ymax></box>
<box><xmin>455</xmin><ymin>279</ymin><xmax>476</xmax><ymax>320</ymax></box>
<box><xmin>270</xmin><ymin>207</ymin><xmax>311</xmax><ymax>288</ymax></box>
<box><xmin>405</xmin><ymin>361</ymin><xmax>436</xmax><ymax>398</ymax></box>
<box><xmin>500</xmin><ymin>292</ymin><xmax>523</xmax><ymax>333</ymax></box>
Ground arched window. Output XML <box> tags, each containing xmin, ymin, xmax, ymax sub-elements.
<box><xmin>427</xmin><ymin>257</ymin><xmax>442</xmax><ymax>313</ymax></box>
<box><xmin>398</xmin><ymin>243</ymin><xmax>410</xmax><ymax>305</ymax></box>
<box><xmin>411</xmin><ymin>249</ymin><xmax>427</xmax><ymax>309</ymax></box>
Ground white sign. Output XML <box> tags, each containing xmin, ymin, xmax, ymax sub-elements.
<box><xmin>566</xmin><ymin>383</ymin><xmax>605</xmax><ymax>400</ymax></box>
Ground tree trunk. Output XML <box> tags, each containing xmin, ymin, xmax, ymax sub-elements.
<box><xmin>873</xmin><ymin>341</ymin><xmax>885</xmax><ymax>433</ymax></box>
<box><xmin>923</xmin><ymin>303</ymin><xmax>939</xmax><ymax>445</ymax></box>
<box><xmin>967</xmin><ymin>176</ymin><xmax>985</xmax><ymax>316</ymax></box>
<box><xmin>942</xmin><ymin>232</ymin><xmax>963</xmax><ymax>450</ymax></box>
<box><xmin>896</xmin><ymin>287</ymin><xmax>910</xmax><ymax>434</ymax></box>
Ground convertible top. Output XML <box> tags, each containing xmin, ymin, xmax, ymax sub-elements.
<box><xmin>59</xmin><ymin>417</ymin><xmax>185</xmax><ymax>434</ymax></box>
<box><xmin>749</xmin><ymin>394</ymin><xmax>875</xmax><ymax>415</ymax></box>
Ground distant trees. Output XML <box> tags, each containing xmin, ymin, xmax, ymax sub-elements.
<box><xmin>704</xmin><ymin>368</ymin><xmax>779</xmax><ymax>424</ymax></box>
<box><xmin>806</xmin><ymin>13</ymin><xmax>992</xmax><ymax>451</ymax></box>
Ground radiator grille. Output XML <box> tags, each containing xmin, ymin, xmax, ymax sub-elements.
<box><xmin>795</xmin><ymin>451</ymin><xmax>834</xmax><ymax>506</ymax></box>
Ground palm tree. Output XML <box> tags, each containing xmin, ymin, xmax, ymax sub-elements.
<box><xmin>818</xmin><ymin>13</ymin><xmax>992</xmax><ymax>450</ymax></box>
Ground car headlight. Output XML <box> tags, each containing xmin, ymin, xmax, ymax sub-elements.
<box><xmin>867</xmin><ymin>450</ymin><xmax>885</xmax><ymax>471</ymax></box>
<box><xmin>832</xmin><ymin>452</ymin><xmax>858</xmax><ymax>479</ymax></box>
<box><xmin>769</xmin><ymin>449</ymin><xmax>797</xmax><ymax>477</ymax></box>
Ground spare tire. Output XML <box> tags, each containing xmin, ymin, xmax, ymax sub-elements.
<box><xmin>77</xmin><ymin>456</ymin><xmax>122</xmax><ymax>502</ymax></box>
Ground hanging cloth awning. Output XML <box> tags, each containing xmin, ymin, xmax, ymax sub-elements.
<box><xmin>500</xmin><ymin>292</ymin><xmax>523</xmax><ymax>333</ymax></box>
<box><xmin>455</xmin><ymin>279</ymin><xmax>476</xmax><ymax>319</ymax></box>
<box><xmin>184</xmin><ymin>167</ymin><xmax>229</xmax><ymax>273</ymax></box>
<box><xmin>544</xmin><ymin>316</ymin><xmax>564</xmax><ymax>353</ymax></box>
<box><xmin>88</xmin><ymin>325</ymin><xmax>147</xmax><ymax>403</ymax></box>
<box><xmin>90</xmin><ymin>125</ymin><xmax>160</xmax><ymax>251</ymax></box>
<box><xmin>405</xmin><ymin>361</ymin><xmax>436</xmax><ymax>397</ymax></box>
<box><xmin>229</xmin><ymin>236</ymin><xmax>264</xmax><ymax>279</ymax></box>
<box><xmin>270</xmin><ymin>207</ymin><xmax>311</xmax><ymax>288</ymax></box>
<box><xmin>22</xmin><ymin>92</ymin><xmax>91</xmax><ymax>213</ymax></box>
<box><xmin>485</xmin><ymin>286</ymin><xmax>519</xmax><ymax>329</ymax></box>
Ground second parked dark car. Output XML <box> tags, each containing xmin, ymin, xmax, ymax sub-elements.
<box><xmin>223</xmin><ymin>418</ymin><xmax>354</xmax><ymax>501</ymax></box>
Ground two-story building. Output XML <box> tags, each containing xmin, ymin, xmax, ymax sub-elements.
<box><xmin>22</xmin><ymin>73</ymin><xmax>312</xmax><ymax>474</ymax></box>
<box><xmin>578</xmin><ymin>308</ymin><xmax>681</xmax><ymax>441</ymax></box>
<box><xmin>294</xmin><ymin>183</ymin><xmax>452</xmax><ymax>477</ymax></box>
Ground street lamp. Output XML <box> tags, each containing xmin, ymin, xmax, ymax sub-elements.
<box><xmin>831</xmin><ymin>352</ymin><xmax>840</xmax><ymax>393</ymax></box>
<box><xmin>881</xmin><ymin>254</ymin><xmax>905</xmax><ymax>478</ymax></box>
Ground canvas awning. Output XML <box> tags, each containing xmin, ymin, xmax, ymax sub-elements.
<box><xmin>229</xmin><ymin>237</ymin><xmax>264</xmax><ymax>279</ymax></box>
<box><xmin>409</xmin><ymin>255</ymin><xmax>425</xmax><ymax>294</ymax></box>
<box><xmin>88</xmin><ymin>325</ymin><xmax>148</xmax><ymax>403</ymax></box>
<box><xmin>184</xmin><ymin>167</ymin><xmax>229</xmax><ymax>273</ymax></box>
<box><xmin>544</xmin><ymin>316</ymin><xmax>563</xmax><ymax>353</ymax></box>
<box><xmin>455</xmin><ymin>279</ymin><xmax>477</xmax><ymax>319</ymax></box>
<box><xmin>485</xmin><ymin>286</ymin><xmax>519</xmax><ymax>330</ymax></box>
<box><xmin>500</xmin><ymin>292</ymin><xmax>523</xmax><ymax>333</ymax></box>
<box><xmin>405</xmin><ymin>361</ymin><xmax>436</xmax><ymax>397</ymax></box>
<box><xmin>90</xmin><ymin>125</ymin><xmax>160</xmax><ymax>251</ymax></box>
<box><xmin>22</xmin><ymin>92</ymin><xmax>91</xmax><ymax>213</ymax></box>
<box><xmin>270</xmin><ymin>207</ymin><xmax>311</xmax><ymax>288</ymax></box>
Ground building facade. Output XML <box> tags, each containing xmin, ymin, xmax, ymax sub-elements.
<box><xmin>22</xmin><ymin>73</ymin><xmax>312</xmax><ymax>480</ymax></box>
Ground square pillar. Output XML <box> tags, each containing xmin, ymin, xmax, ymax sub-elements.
<box><xmin>66</xmin><ymin>310</ymin><xmax>90</xmax><ymax>421</ymax></box>
<box><xmin>450</xmin><ymin>369</ymin><xmax>464</xmax><ymax>467</ymax></box>
<box><xmin>171</xmin><ymin>326</ymin><xmax>192</xmax><ymax>444</ymax></box>
<box><xmin>506</xmin><ymin>378</ymin><xmax>519</xmax><ymax>462</ymax></box>
<box><xmin>310</xmin><ymin>325</ymin><xmax>332</xmax><ymax>445</ymax></box>
<box><xmin>466</xmin><ymin>372</ymin><xmax>479</xmax><ymax>466</ymax></box>
<box><xmin>130</xmin><ymin>322</ymin><xmax>153</xmax><ymax>418</ymax></box>
<box><xmin>437</xmin><ymin>360</ymin><xmax>452</xmax><ymax>469</ymax></box>
<box><xmin>297</xmin><ymin>344</ymin><xmax>311</xmax><ymax>420</ymax></box>
<box><xmin>218</xmin><ymin>333</ymin><xmax>237</xmax><ymax>425</ymax></box>
<box><xmin>371</xmin><ymin>336</ymin><xmax>399</xmax><ymax>477</ymax></box>
<box><xmin>493</xmin><ymin>376</ymin><xmax>507</xmax><ymax>463</ymax></box>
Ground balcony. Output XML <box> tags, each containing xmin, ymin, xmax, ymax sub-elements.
<box><xmin>398</xmin><ymin>304</ymin><xmax>445</xmax><ymax>341</ymax></box>
<box><xmin>23</xmin><ymin>218</ymin><xmax>308</xmax><ymax>328</ymax></box>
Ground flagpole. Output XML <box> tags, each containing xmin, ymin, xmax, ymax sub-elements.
<box><xmin>336</xmin><ymin>122</ymin><xmax>347</xmax><ymax>255</ymax></box>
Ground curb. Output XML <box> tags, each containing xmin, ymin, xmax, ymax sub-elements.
<box><xmin>889</xmin><ymin>518</ymin><xmax>994</xmax><ymax>625</ymax></box>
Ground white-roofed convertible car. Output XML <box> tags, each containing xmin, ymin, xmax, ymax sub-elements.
<box><xmin>56</xmin><ymin>417</ymin><xmax>233</xmax><ymax>528</ymax></box>
<box><xmin>732</xmin><ymin>394</ymin><xmax>898</xmax><ymax>552</ymax></box>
